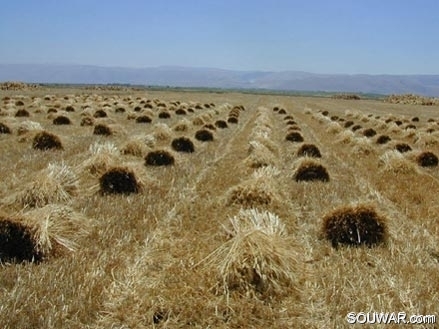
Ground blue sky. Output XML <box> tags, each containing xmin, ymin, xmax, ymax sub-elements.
<box><xmin>0</xmin><ymin>0</ymin><xmax>438</xmax><ymax>74</ymax></box>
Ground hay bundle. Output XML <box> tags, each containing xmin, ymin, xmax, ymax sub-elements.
<box><xmin>215</xmin><ymin>120</ymin><xmax>228</xmax><ymax>129</ymax></box>
<box><xmin>203</xmin><ymin>123</ymin><xmax>216</xmax><ymax>131</ymax></box>
<box><xmin>288</xmin><ymin>125</ymin><xmax>301</xmax><ymax>132</ymax></box>
<box><xmin>245</xmin><ymin>141</ymin><xmax>277</xmax><ymax>168</ymax></box>
<box><xmin>65</xmin><ymin>105</ymin><xmax>75</xmax><ymax>112</ymax></box>
<box><xmin>173</xmin><ymin>119</ymin><xmax>191</xmax><ymax>132</ymax></box>
<box><xmin>344</xmin><ymin>120</ymin><xmax>354</xmax><ymax>128</ymax></box>
<box><xmin>93</xmin><ymin>124</ymin><xmax>112</xmax><ymax>136</ymax></box>
<box><xmin>336</xmin><ymin>130</ymin><xmax>355</xmax><ymax>144</ymax></box>
<box><xmin>376</xmin><ymin>135</ymin><xmax>391</xmax><ymax>144</ymax></box>
<box><xmin>145</xmin><ymin>150</ymin><xmax>175</xmax><ymax>166</ymax></box>
<box><xmin>351</xmin><ymin>124</ymin><xmax>362</xmax><ymax>132</ymax></box>
<box><xmin>158</xmin><ymin>111</ymin><xmax>171</xmax><ymax>119</ymax></box>
<box><xmin>175</xmin><ymin>109</ymin><xmax>187</xmax><ymax>115</ymax></box>
<box><xmin>192</xmin><ymin>117</ymin><xmax>204</xmax><ymax>126</ymax></box>
<box><xmin>81</xmin><ymin>142</ymin><xmax>120</xmax><ymax>176</ymax></box>
<box><xmin>285</xmin><ymin>132</ymin><xmax>304</xmax><ymax>143</ymax></box>
<box><xmin>0</xmin><ymin>216</ymin><xmax>42</xmax><ymax>262</ymax></box>
<box><xmin>297</xmin><ymin>144</ymin><xmax>322</xmax><ymax>158</ymax></box>
<box><xmin>15</xmin><ymin>109</ymin><xmax>30</xmax><ymax>117</ymax></box>
<box><xmin>171</xmin><ymin>137</ymin><xmax>195</xmax><ymax>153</ymax></box>
<box><xmin>153</xmin><ymin>123</ymin><xmax>173</xmax><ymax>142</ymax></box>
<box><xmin>195</xmin><ymin>129</ymin><xmax>214</xmax><ymax>142</ymax></box>
<box><xmin>53</xmin><ymin>115</ymin><xmax>71</xmax><ymax>125</ymax></box>
<box><xmin>378</xmin><ymin>150</ymin><xmax>418</xmax><ymax>174</ymax></box>
<box><xmin>80</xmin><ymin>116</ymin><xmax>94</xmax><ymax>126</ymax></box>
<box><xmin>32</xmin><ymin>131</ymin><xmax>63</xmax><ymax>150</ymax></box>
<box><xmin>93</xmin><ymin>109</ymin><xmax>108</xmax><ymax>118</ymax></box>
<box><xmin>21</xmin><ymin>205</ymin><xmax>89</xmax><ymax>258</ymax></box>
<box><xmin>352</xmin><ymin>137</ymin><xmax>375</xmax><ymax>156</ymax></box>
<box><xmin>0</xmin><ymin>122</ymin><xmax>12</xmax><ymax>134</ymax></box>
<box><xmin>322</xmin><ymin>205</ymin><xmax>387</xmax><ymax>248</ymax></box>
<box><xmin>115</xmin><ymin>107</ymin><xmax>126</xmax><ymax>113</ymax></box>
<box><xmin>100</xmin><ymin>167</ymin><xmax>141</xmax><ymax>195</ymax></box>
<box><xmin>121</xmin><ymin>138</ymin><xmax>148</xmax><ymax>157</ymax></box>
<box><xmin>14</xmin><ymin>162</ymin><xmax>78</xmax><ymax>207</ymax></box>
<box><xmin>227</xmin><ymin>117</ymin><xmax>238</xmax><ymax>124</ymax></box>
<box><xmin>416</xmin><ymin>151</ymin><xmax>438</xmax><ymax>167</ymax></box>
<box><xmin>201</xmin><ymin>209</ymin><xmax>297</xmax><ymax>296</ymax></box>
<box><xmin>362</xmin><ymin>128</ymin><xmax>377</xmax><ymax>138</ymax></box>
<box><xmin>293</xmin><ymin>159</ymin><xmax>329</xmax><ymax>182</ymax></box>
<box><xmin>326</xmin><ymin>122</ymin><xmax>343</xmax><ymax>135</ymax></box>
<box><xmin>135</xmin><ymin>115</ymin><xmax>152</xmax><ymax>124</ymax></box>
<box><xmin>228</xmin><ymin>167</ymin><xmax>280</xmax><ymax>207</ymax></box>
<box><xmin>395</xmin><ymin>143</ymin><xmax>412</xmax><ymax>153</ymax></box>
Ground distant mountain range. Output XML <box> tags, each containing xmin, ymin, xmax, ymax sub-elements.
<box><xmin>1</xmin><ymin>64</ymin><xmax>439</xmax><ymax>96</ymax></box>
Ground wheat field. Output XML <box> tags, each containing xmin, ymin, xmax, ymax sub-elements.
<box><xmin>0</xmin><ymin>87</ymin><xmax>438</xmax><ymax>328</ymax></box>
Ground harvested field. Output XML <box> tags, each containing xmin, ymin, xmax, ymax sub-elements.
<box><xmin>0</xmin><ymin>88</ymin><xmax>437</xmax><ymax>328</ymax></box>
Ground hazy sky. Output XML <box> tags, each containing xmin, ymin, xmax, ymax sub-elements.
<box><xmin>1</xmin><ymin>0</ymin><xmax>438</xmax><ymax>74</ymax></box>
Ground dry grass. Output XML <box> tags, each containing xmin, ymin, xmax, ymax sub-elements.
<box><xmin>1</xmin><ymin>89</ymin><xmax>438</xmax><ymax>328</ymax></box>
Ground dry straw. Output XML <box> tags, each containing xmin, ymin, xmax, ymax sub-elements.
<box><xmin>199</xmin><ymin>208</ymin><xmax>298</xmax><ymax>297</ymax></box>
<box><xmin>0</xmin><ymin>215</ymin><xmax>42</xmax><ymax>262</ymax></box>
<box><xmin>10</xmin><ymin>162</ymin><xmax>78</xmax><ymax>207</ymax></box>
<box><xmin>53</xmin><ymin>115</ymin><xmax>71</xmax><ymax>125</ymax></box>
<box><xmin>416</xmin><ymin>151</ymin><xmax>438</xmax><ymax>167</ymax></box>
<box><xmin>322</xmin><ymin>205</ymin><xmax>388</xmax><ymax>248</ymax></box>
<box><xmin>80</xmin><ymin>141</ymin><xmax>120</xmax><ymax>176</ymax></box>
<box><xmin>22</xmin><ymin>204</ymin><xmax>89</xmax><ymax>257</ymax></box>
<box><xmin>171</xmin><ymin>137</ymin><xmax>195</xmax><ymax>153</ymax></box>
<box><xmin>227</xmin><ymin>166</ymin><xmax>281</xmax><ymax>208</ymax></box>
<box><xmin>285</xmin><ymin>131</ymin><xmax>304</xmax><ymax>143</ymax></box>
<box><xmin>173</xmin><ymin>119</ymin><xmax>191</xmax><ymax>132</ymax></box>
<box><xmin>121</xmin><ymin>137</ymin><xmax>148</xmax><ymax>157</ymax></box>
<box><xmin>195</xmin><ymin>129</ymin><xmax>214</xmax><ymax>142</ymax></box>
<box><xmin>99</xmin><ymin>167</ymin><xmax>141</xmax><ymax>195</ymax></box>
<box><xmin>326</xmin><ymin>122</ymin><xmax>343</xmax><ymax>135</ymax></box>
<box><xmin>293</xmin><ymin>158</ymin><xmax>329</xmax><ymax>182</ymax></box>
<box><xmin>245</xmin><ymin>140</ymin><xmax>277</xmax><ymax>168</ymax></box>
<box><xmin>297</xmin><ymin>143</ymin><xmax>322</xmax><ymax>158</ymax></box>
<box><xmin>0</xmin><ymin>122</ymin><xmax>12</xmax><ymax>134</ymax></box>
<box><xmin>0</xmin><ymin>205</ymin><xmax>89</xmax><ymax>263</ymax></box>
<box><xmin>145</xmin><ymin>149</ymin><xmax>175</xmax><ymax>166</ymax></box>
<box><xmin>153</xmin><ymin>123</ymin><xmax>173</xmax><ymax>142</ymax></box>
<box><xmin>378</xmin><ymin>150</ymin><xmax>419</xmax><ymax>174</ymax></box>
<box><xmin>395</xmin><ymin>143</ymin><xmax>412</xmax><ymax>153</ymax></box>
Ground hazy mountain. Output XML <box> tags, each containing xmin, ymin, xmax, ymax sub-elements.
<box><xmin>1</xmin><ymin>64</ymin><xmax>439</xmax><ymax>96</ymax></box>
